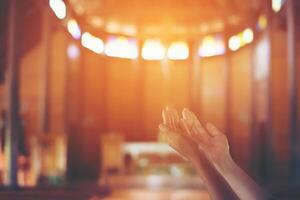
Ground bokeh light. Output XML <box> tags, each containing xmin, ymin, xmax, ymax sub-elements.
<box><xmin>67</xmin><ymin>19</ymin><xmax>81</xmax><ymax>40</ymax></box>
<box><xmin>104</xmin><ymin>36</ymin><xmax>138</xmax><ymax>59</ymax></box>
<box><xmin>167</xmin><ymin>41</ymin><xmax>189</xmax><ymax>60</ymax></box>
<box><xmin>81</xmin><ymin>32</ymin><xmax>104</xmax><ymax>54</ymax></box>
<box><xmin>272</xmin><ymin>0</ymin><xmax>283</xmax><ymax>12</ymax></box>
<box><xmin>228</xmin><ymin>35</ymin><xmax>240</xmax><ymax>51</ymax></box>
<box><xmin>198</xmin><ymin>35</ymin><xmax>225</xmax><ymax>57</ymax></box>
<box><xmin>142</xmin><ymin>39</ymin><xmax>165</xmax><ymax>60</ymax></box>
<box><xmin>49</xmin><ymin>0</ymin><xmax>66</xmax><ymax>20</ymax></box>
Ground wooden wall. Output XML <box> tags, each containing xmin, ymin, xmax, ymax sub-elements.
<box><xmin>200</xmin><ymin>57</ymin><xmax>226</xmax><ymax>132</ymax></box>
<box><xmin>230</xmin><ymin>46</ymin><xmax>253</xmax><ymax>169</ymax></box>
<box><xmin>270</xmin><ymin>27</ymin><xmax>290</xmax><ymax>180</ymax></box>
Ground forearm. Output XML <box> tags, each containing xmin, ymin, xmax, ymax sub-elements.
<box><xmin>191</xmin><ymin>153</ymin><xmax>239</xmax><ymax>200</ymax></box>
<box><xmin>214</xmin><ymin>155</ymin><xmax>267</xmax><ymax>200</ymax></box>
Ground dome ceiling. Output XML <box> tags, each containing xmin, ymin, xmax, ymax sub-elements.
<box><xmin>68</xmin><ymin>0</ymin><xmax>264</xmax><ymax>37</ymax></box>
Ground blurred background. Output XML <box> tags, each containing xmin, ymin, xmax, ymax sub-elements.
<box><xmin>0</xmin><ymin>0</ymin><xmax>300</xmax><ymax>199</ymax></box>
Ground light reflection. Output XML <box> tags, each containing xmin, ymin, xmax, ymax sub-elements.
<box><xmin>89</xmin><ymin>16</ymin><xmax>104</xmax><ymax>28</ymax></box>
<box><xmin>67</xmin><ymin>19</ymin><xmax>81</xmax><ymax>40</ymax></box>
<box><xmin>142</xmin><ymin>39</ymin><xmax>165</xmax><ymax>60</ymax></box>
<box><xmin>67</xmin><ymin>43</ymin><xmax>80</xmax><ymax>59</ymax></box>
<box><xmin>121</xmin><ymin>24</ymin><xmax>137</xmax><ymax>36</ymax></box>
<box><xmin>49</xmin><ymin>0</ymin><xmax>66</xmax><ymax>20</ymax></box>
<box><xmin>229</xmin><ymin>35</ymin><xmax>240</xmax><ymax>51</ymax></box>
<box><xmin>272</xmin><ymin>0</ymin><xmax>283</xmax><ymax>12</ymax></box>
<box><xmin>243</xmin><ymin>28</ymin><xmax>254</xmax><ymax>44</ymax></box>
<box><xmin>229</xmin><ymin>28</ymin><xmax>254</xmax><ymax>51</ymax></box>
<box><xmin>167</xmin><ymin>41</ymin><xmax>189</xmax><ymax>60</ymax></box>
<box><xmin>81</xmin><ymin>32</ymin><xmax>104</xmax><ymax>54</ymax></box>
<box><xmin>198</xmin><ymin>35</ymin><xmax>225</xmax><ymax>57</ymax></box>
<box><xmin>104</xmin><ymin>36</ymin><xmax>138</xmax><ymax>59</ymax></box>
<box><xmin>105</xmin><ymin>21</ymin><xmax>120</xmax><ymax>33</ymax></box>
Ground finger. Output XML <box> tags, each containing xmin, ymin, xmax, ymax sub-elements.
<box><xmin>206</xmin><ymin>122</ymin><xmax>222</xmax><ymax>137</ymax></box>
<box><xmin>168</xmin><ymin>107</ymin><xmax>180</xmax><ymax>123</ymax></box>
<box><xmin>166</xmin><ymin>107</ymin><xmax>176</xmax><ymax>130</ymax></box>
<box><xmin>168</xmin><ymin>107</ymin><xmax>180</xmax><ymax>130</ymax></box>
<box><xmin>182</xmin><ymin>109</ymin><xmax>209</xmax><ymax>139</ymax></box>
<box><xmin>182</xmin><ymin>108</ymin><xmax>198</xmax><ymax>129</ymax></box>
<box><xmin>182</xmin><ymin>108</ymin><xmax>190</xmax><ymax>121</ymax></box>
<box><xmin>180</xmin><ymin>118</ymin><xmax>193</xmax><ymax>138</ymax></box>
<box><xmin>161</xmin><ymin>127</ymin><xmax>194</xmax><ymax>161</ymax></box>
<box><xmin>162</xmin><ymin>109</ymin><xmax>168</xmax><ymax>124</ymax></box>
<box><xmin>187</xmin><ymin>109</ymin><xmax>204</xmax><ymax>131</ymax></box>
<box><xmin>166</xmin><ymin>107</ymin><xmax>175</xmax><ymax>129</ymax></box>
<box><xmin>183</xmin><ymin>108</ymin><xmax>203</xmax><ymax>130</ymax></box>
<box><xmin>163</xmin><ymin>109</ymin><xmax>173</xmax><ymax>128</ymax></box>
<box><xmin>180</xmin><ymin>118</ymin><xmax>206</xmax><ymax>143</ymax></box>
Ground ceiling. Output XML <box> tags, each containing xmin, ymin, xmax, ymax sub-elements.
<box><xmin>68</xmin><ymin>0</ymin><xmax>265</xmax><ymax>37</ymax></box>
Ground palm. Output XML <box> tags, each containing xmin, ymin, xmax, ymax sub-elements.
<box><xmin>203</xmin><ymin>133</ymin><xmax>229</xmax><ymax>162</ymax></box>
<box><xmin>180</xmin><ymin>109</ymin><xmax>231</xmax><ymax>163</ymax></box>
<box><xmin>159</xmin><ymin>126</ymin><xmax>199</xmax><ymax>161</ymax></box>
<box><xmin>159</xmin><ymin>107</ymin><xmax>231</xmax><ymax>164</ymax></box>
<box><xmin>159</xmin><ymin>108</ymin><xmax>199</xmax><ymax>161</ymax></box>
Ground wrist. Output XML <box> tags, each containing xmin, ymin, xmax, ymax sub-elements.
<box><xmin>212</xmin><ymin>151</ymin><xmax>235</xmax><ymax>172</ymax></box>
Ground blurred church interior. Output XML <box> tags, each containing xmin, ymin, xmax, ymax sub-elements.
<box><xmin>0</xmin><ymin>0</ymin><xmax>300</xmax><ymax>199</ymax></box>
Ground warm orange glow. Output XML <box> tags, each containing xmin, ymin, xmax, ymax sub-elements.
<box><xmin>198</xmin><ymin>35</ymin><xmax>225</xmax><ymax>57</ymax></box>
<box><xmin>100</xmin><ymin>20</ymin><xmax>137</xmax><ymax>36</ymax></box>
<box><xmin>121</xmin><ymin>24</ymin><xmax>137</xmax><ymax>36</ymax></box>
<box><xmin>67</xmin><ymin>19</ymin><xmax>81</xmax><ymax>39</ymax></box>
<box><xmin>167</xmin><ymin>41</ymin><xmax>189</xmax><ymax>60</ymax></box>
<box><xmin>49</xmin><ymin>0</ymin><xmax>66</xmax><ymax>20</ymax></box>
<box><xmin>81</xmin><ymin>32</ymin><xmax>104</xmax><ymax>54</ymax></box>
<box><xmin>142</xmin><ymin>39</ymin><xmax>165</xmax><ymax>60</ymax></box>
<box><xmin>105</xmin><ymin>21</ymin><xmax>120</xmax><ymax>33</ymax></box>
<box><xmin>89</xmin><ymin>16</ymin><xmax>104</xmax><ymax>28</ymax></box>
<box><xmin>104</xmin><ymin>36</ymin><xmax>138</xmax><ymax>59</ymax></box>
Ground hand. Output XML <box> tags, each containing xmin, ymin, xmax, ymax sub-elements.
<box><xmin>159</xmin><ymin>108</ymin><xmax>267</xmax><ymax>200</ymax></box>
<box><xmin>159</xmin><ymin>107</ymin><xmax>200</xmax><ymax>162</ymax></box>
<box><xmin>180</xmin><ymin>108</ymin><xmax>231</xmax><ymax>167</ymax></box>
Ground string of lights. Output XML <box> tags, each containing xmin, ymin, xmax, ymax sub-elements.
<box><xmin>49</xmin><ymin>0</ymin><xmax>284</xmax><ymax>60</ymax></box>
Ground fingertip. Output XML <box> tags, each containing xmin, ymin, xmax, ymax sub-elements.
<box><xmin>184</xmin><ymin>108</ymin><xmax>194</xmax><ymax>121</ymax></box>
<box><xmin>162</xmin><ymin>110</ymin><xmax>167</xmax><ymax>124</ymax></box>
<box><xmin>168</xmin><ymin>107</ymin><xmax>179</xmax><ymax>118</ymax></box>
<box><xmin>182</xmin><ymin>109</ymin><xmax>189</xmax><ymax>120</ymax></box>
<box><xmin>159</xmin><ymin>123</ymin><xmax>163</xmax><ymax>129</ymax></box>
